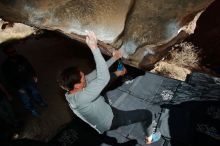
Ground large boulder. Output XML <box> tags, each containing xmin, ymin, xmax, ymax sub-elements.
<box><xmin>0</xmin><ymin>0</ymin><xmax>214</xmax><ymax>69</ymax></box>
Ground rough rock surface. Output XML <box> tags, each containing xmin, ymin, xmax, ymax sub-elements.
<box><xmin>0</xmin><ymin>0</ymin><xmax>214</xmax><ymax>69</ymax></box>
<box><xmin>0</xmin><ymin>19</ymin><xmax>34</xmax><ymax>43</ymax></box>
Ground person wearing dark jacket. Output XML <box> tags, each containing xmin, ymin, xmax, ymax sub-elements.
<box><xmin>1</xmin><ymin>40</ymin><xmax>47</xmax><ymax>117</ymax></box>
<box><xmin>0</xmin><ymin>81</ymin><xmax>19</xmax><ymax>140</ymax></box>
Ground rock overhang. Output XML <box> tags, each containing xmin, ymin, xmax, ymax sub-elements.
<box><xmin>0</xmin><ymin>0</ymin><xmax>215</xmax><ymax>69</ymax></box>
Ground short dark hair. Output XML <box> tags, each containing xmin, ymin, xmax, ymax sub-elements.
<box><xmin>57</xmin><ymin>66</ymin><xmax>81</xmax><ymax>91</ymax></box>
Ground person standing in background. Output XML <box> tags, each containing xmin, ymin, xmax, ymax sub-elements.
<box><xmin>1</xmin><ymin>39</ymin><xmax>47</xmax><ymax>117</ymax></box>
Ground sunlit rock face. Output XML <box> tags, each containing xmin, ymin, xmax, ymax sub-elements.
<box><xmin>0</xmin><ymin>0</ymin><xmax>214</xmax><ymax>69</ymax></box>
<box><xmin>0</xmin><ymin>19</ymin><xmax>34</xmax><ymax>43</ymax></box>
<box><xmin>0</xmin><ymin>0</ymin><xmax>131</xmax><ymax>43</ymax></box>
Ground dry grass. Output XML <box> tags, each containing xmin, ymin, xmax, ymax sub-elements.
<box><xmin>151</xmin><ymin>62</ymin><xmax>191</xmax><ymax>81</ymax></box>
<box><xmin>168</xmin><ymin>42</ymin><xmax>200</xmax><ymax>69</ymax></box>
<box><xmin>151</xmin><ymin>42</ymin><xmax>201</xmax><ymax>81</ymax></box>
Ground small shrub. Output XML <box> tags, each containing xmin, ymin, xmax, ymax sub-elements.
<box><xmin>168</xmin><ymin>42</ymin><xmax>200</xmax><ymax>69</ymax></box>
